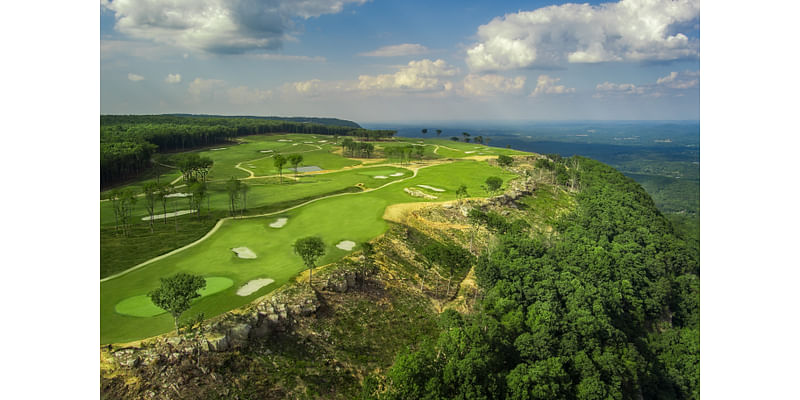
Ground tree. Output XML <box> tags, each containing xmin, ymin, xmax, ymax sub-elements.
<box><xmin>288</xmin><ymin>154</ymin><xmax>304</xmax><ymax>178</ymax></box>
<box><xmin>226</xmin><ymin>177</ymin><xmax>241</xmax><ymax>216</ymax></box>
<box><xmin>462</xmin><ymin>132</ymin><xmax>471</xmax><ymax>142</ymax></box>
<box><xmin>149</xmin><ymin>273</ymin><xmax>206</xmax><ymax>334</ymax></box>
<box><xmin>497</xmin><ymin>154</ymin><xmax>513</xmax><ymax>167</ymax></box>
<box><xmin>484</xmin><ymin>176</ymin><xmax>503</xmax><ymax>196</ymax></box>
<box><xmin>273</xmin><ymin>154</ymin><xmax>287</xmax><ymax>184</ymax></box>
<box><xmin>293</xmin><ymin>236</ymin><xmax>326</xmax><ymax>287</ymax></box>
<box><xmin>143</xmin><ymin>182</ymin><xmax>159</xmax><ymax>232</ymax></box>
<box><xmin>456</xmin><ymin>184</ymin><xmax>469</xmax><ymax>205</ymax></box>
<box><xmin>157</xmin><ymin>183</ymin><xmax>173</xmax><ymax>224</ymax></box>
<box><xmin>450</xmin><ymin>136</ymin><xmax>460</xmax><ymax>141</ymax></box>
<box><xmin>190</xmin><ymin>181</ymin><xmax>206</xmax><ymax>219</ymax></box>
<box><xmin>239</xmin><ymin>181</ymin><xmax>250</xmax><ymax>214</ymax></box>
<box><xmin>436</xmin><ymin>129</ymin><xmax>442</xmax><ymax>137</ymax></box>
<box><xmin>421</xmin><ymin>128</ymin><xmax>428</xmax><ymax>135</ymax></box>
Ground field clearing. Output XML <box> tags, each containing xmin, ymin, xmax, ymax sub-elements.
<box><xmin>100</xmin><ymin>160</ymin><xmax>519</xmax><ymax>344</ymax></box>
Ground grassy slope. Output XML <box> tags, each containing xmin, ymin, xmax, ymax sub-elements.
<box><xmin>101</xmin><ymin>160</ymin><xmax>519</xmax><ymax>344</ymax></box>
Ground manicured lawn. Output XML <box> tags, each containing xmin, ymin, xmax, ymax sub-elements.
<box><xmin>100</xmin><ymin>152</ymin><xmax>525</xmax><ymax>344</ymax></box>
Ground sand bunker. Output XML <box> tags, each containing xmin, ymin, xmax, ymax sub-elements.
<box><xmin>232</xmin><ymin>247</ymin><xmax>257</xmax><ymax>259</ymax></box>
<box><xmin>465</xmin><ymin>151</ymin><xmax>476</xmax><ymax>154</ymax></box>
<box><xmin>292</xmin><ymin>143</ymin><xmax>299</xmax><ymax>146</ymax></box>
<box><xmin>210</xmin><ymin>147</ymin><xmax>227</xmax><ymax>151</ymax></box>
<box><xmin>236</xmin><ymin>278</ymin><xmax>275</xmax><ymax>296</ymax></box>
<box><xmin>336</xmin><ymin>240</ymin><xmax>356</xmax><ymax>251</ymax></box>
<box><xmin>318</xmin><ymin>140</ymin><xmax>328</xmax><ymax>143</ymax></box>
<box><xmin>260</xmin><ymin>149</ymin><xmax>274</xmax><ymax>153</ymax></box>
<box><xmin>165</xmin><ymin>192</ymin><xmax>191</xmax><ymax>198</ymax></box>
<box><xmin>404</xmin><ymin>187</ymin><xmax>437</xmax><ymax>199</ymax></box>
<box><xmin>269</xmin><ymin>217</ymin><xmax>288</xmax><ymax>228</ymax></box>
<box><xmin>278</xmin><ymin>139</ymin><xmax>293</xmax><ymax>142</ymax></box>
<box><xmin>389</xmin><ymin>172</ymin><xmax>404</xmax><ymax>177</ymax></box>
<box><xmin>141</xmin><ymin>209</ymin><xmax>195</xmax><ymax>220</ymax></box>
<box><xmin>304</xmin><ymin>141</ymin><xmax>314</xmax><ymax>144</ymax></box>
<box><xmin>417</xmin><ymin>184</ymin><xmax>445</xmax><ymax>192</ymax></box>
<box><xmin>374</xmin><ymin>175</ymin><xmax>388</xmax><ymax>179</ymax></box>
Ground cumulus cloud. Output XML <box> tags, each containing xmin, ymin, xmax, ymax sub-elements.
<box><xmin>227</xmin><ymin>86</ymin><xmax>272</xmax><ymax>104</ymax></box>
<box><xmin>656</xmin><ymin>70</ymin><xmax>699</xmax><ymax>89</ymax></box>
<box><xmin>595</xmin><ymin>70</ymin><xmax>699</xmax><ymax>98</ymax></box>
<box><xmin>466</xmin><ymin>0</ymin><xmax>700</xmax><ymax>71</ymax></box>
<box><xmin>165</xmin><ymin>73</ymin><xmax>182</xmax><ymax>84</ymax></box>
<box><xmin>101</xmin><ymin>0</ymin><xmax>367</xmax><ymax>54</ymax></box>
<box><xmin>462</xmin><ymin>74</ymin><xmax>526</xmax><ymax>96</ymax></box>
<box><xmin>530</xmin><ymin>75</ymin><xmax>575</xmax><ymax>96</ymax></box>
<box><xmin>357</xmin><ymin>59</ymin><xmax>457</xmax><ymax>92</ymax></box>
<box><xmin>250</xmin><ymin>54</ymin><xmax>326</xmax><ymax>62</ymax></box>
<box><xmin>188</xmin><ymin>78</ymin><xmax>227</xmax><ymax>98</ymax></box>
<box><xmin>127</xmin><ymin>73</ymin><xmax>145</xmax><ymax>82</ymax></box>
<box><xmin>359</xmin><ymin>43</ymin><xmax>430</xmax><ymax>57</ymax></box>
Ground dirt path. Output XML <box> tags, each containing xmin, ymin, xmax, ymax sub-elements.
<box><xmin>100</xmin><ymin>160</ymin><xmax>444</xmax><ymax>283</ymax></box>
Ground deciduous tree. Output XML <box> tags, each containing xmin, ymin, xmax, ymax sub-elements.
<box><xmin>149</xmin><ymin>273</ymin><xmax>206</xmax><ymax>334</ymax></box>
<box><xmin>293</xmin><ymin>236</ymin><xmax>326</xmax><ymax>288</ymax></box>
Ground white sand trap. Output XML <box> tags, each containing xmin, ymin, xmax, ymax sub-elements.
<box><xmin>236</xmin><ymin>278</ymin><xmax>274</xmax><ymax>296</ymax></box>
<box><xmin>292</xmin><ymin>143</ymin><xmax>299</xmax><ymax>146</ymax></box>
<box><xmin>232</xmin><ymin>247</ymin><xmax>257</xmax><ymax>259</ymax></box>
<box><xmin>165</xmin><ymin>192</ymin><xmax>192</xmax><ymax>198</ymax></box>
<box><xmin>278</xmin><ymin>139</ymin><xmax>293</xmax><ymax>142</ymax></box>
<box><xmin>465</xmin><ymin>151</ymin><xmax>476</xmax><ymax>154</ymax></box>
<box><xmin>260</xmin><ymin>150</ymin><xmax>274</xmax><ymax>153</ymax></box>
<box><xmin>142</xmin><ymin>209</ymin><xmax>195</xmax><ymax>220</ymax></box>
<box><xmin>304</xmin><ymin>141</ymin><xmax>314</xmax><ymax>144</ymax></box>
<box><xmin>374</xmin><ymin>175</ymin><xmax>388</xmax><ymax>179</ymax></box>
<box><xmin>389</xmin><ymin>172</ymin><xmax>404</xmax><ymax>177</ymax></box>
<box><xmin>417</xmin><ymin>184</ymin><xmax>445</xmax><ymax>192</ymax></box>
<box><xmin>318</xmin><ymin>140</ymin><xmax>328</xmax><ymax>143</ymax></box>
<box><xmin>210</xmin><ymin>147</ymin><xmax>227</xmax><ymax>151</ymax></box>
<box><xmin>269</xmin><ymin>217</ymin><xmax>288</xmax><ymax>228</ymax></box>
<box><xmin>336</xmin><ymin>240</ymin><xmax>356</xmax><ymax>251</ymax></box>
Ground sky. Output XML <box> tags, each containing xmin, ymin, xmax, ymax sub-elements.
<box><xmin>100</xmin><ymin>0</ymin><xmax>700</xmax><ymax>122</ymax></box>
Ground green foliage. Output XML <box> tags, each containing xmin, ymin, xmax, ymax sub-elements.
<box><xmin>483</xmin><ymin>176</ymin><xmax>503</xmax><ymax>195</ymax></box>
<box><xmin>293</xmin><ymin>236</ymin><xmax>326</xmax><ymax>287</ymax></box>
<box><xmin>148</xmin><ymin>273</ymin><xmax>207</xmax><ymax>333</ymax></box>
<box><xmin>497</xmin><ymin>154</ymin><xmax>513</xmax><ymax>167</ymax></box>
<box><xmin>383</xmin><ymin>157</ymin><xmax>700</xmax><ymax>399</ymax></box>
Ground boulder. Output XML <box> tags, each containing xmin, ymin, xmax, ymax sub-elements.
<box><xmin>229</xmin><ymin>324</ymin><xmax>251</xmax><ymax>342</ymax></box>
<box><xmin>207</xmin><ymin>334</ymin><xmax>229</xmax><ymax>352</ymax></box>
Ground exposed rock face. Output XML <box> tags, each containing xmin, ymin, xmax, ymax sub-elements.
<box><xmin>489</xmin><ymin>176</ymin><xmax>536</xmax><ymax>207</ymax></box>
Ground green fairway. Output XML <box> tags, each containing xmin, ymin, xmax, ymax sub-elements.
<box><xmin>100</xmin><ymin>159</ymin><xmax>520</xmax><ymax>344</ymax></box>
<box><xmin>100</xmin><ymin>165</ymin><xmax>410</xmax><ymax>227</ymax></box>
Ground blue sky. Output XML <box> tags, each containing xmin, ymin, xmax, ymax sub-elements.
<box><xmin>100</xmin><ymin>0</ymin><xmax>700</xmax><ymax>122</ymax></box>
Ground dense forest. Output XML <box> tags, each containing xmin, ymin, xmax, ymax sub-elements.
<box><xmin>100</xmin><ymin>115</ymin><xmax>395</xmax><ymax>187</ymax></box>
<box><xmin>164</xmin><ymin>114</ymin><xmax>362</xmax><ymax>128</ymax></box>
<box><xmin>369</xmin><ymin>157</ymin><xmax>699</xmax><ymax>399</ymax></box>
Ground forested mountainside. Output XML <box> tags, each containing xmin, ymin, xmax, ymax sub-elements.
<box><xmin>372</xmin><ymin>157</ymin><xmax>699</xmax><ymax>400</ymax></box>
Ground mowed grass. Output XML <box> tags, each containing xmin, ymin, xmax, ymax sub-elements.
<box><xmin>100</xmin><ymin>159</ymin><xmax>519</xmax><ymax>344</ymax></box>
<box><xmin>246</xmin><ymin>148</ymin><xmax>361</xmax><ymax>174</ymax></box>
<box><xmin>100</xmin><ymin>165</ymin><xmax>410</xmax><ymax>227</ymax></box>
<box><xmin>114</xmin><ymin>277</ymin><xmax>234</xmax><ymax>317</ymax></box>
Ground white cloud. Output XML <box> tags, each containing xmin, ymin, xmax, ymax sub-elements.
<box><xmin>281</xmin><ymin>78</ymin><xmax>352</xmax><ymax>98</ymax></box>
<box><xmin>359</xmin><ymin>43</ymin><xmax>430</xmax><ymax>57</ymax></box>
<box><xmin>531</xmin><ymin>75</ymin><xmax>575</xmax><ymax>96</ymax></box>
<box><xmin>357</xmin><ymin>59</ymin><xmax>457</xmax><ymax>92</ymax></box>
<box><xmin>595</xmin><ymin>70</ymin><xmax>699</xmax><ymax>97</ymax></box>
<box><xmin>227</xmin><ymin>86</ymin><xmax>272</xmax><ymax>104</ymax></box>
<box><xmin>165</xmin><ymin>73</ymin><xmax>182</xmax><ymax>84</ymax></box>
<box><xmin>188</xmin><ymin>78</ymin><xmax>227</xmax><ymax>98</ymax></box>
<box><xmin>101</xmin><ymin>0</ymin><xmax>368</xmax><ymax>54</ymax></box>
<box><xmin>466</xmin><ymin>0</ymin><xmax>700</xmax><ymax>71</ymax></box>
<box><xmin>656</xmin><ymin>70</ymin><xmax>699</xmax><ymax>89</ymax></box>
<box><xmin>127</xmin><ymin>73</ymin><xmax>144</xmax><ymax>82</ymax></box>
<box><xmin>462</xmin><ymin>74</ymin><xmax>526</xmax><ymax>96</ymax></box>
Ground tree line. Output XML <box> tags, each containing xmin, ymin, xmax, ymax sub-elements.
<box><xmin>100</xmin><ymin>115</ymin><xmax>396</xmax><ymax>187</ymax></box>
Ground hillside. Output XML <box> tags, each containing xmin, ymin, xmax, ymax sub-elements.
<box><xmin>163</xmin><ymin>114</ymin><xmax>363</xmax><ymax>129</ymax></box>
<box><xmin>100</xmin><ymin>150</ymin><xmax>699</xmax><ymax>399</ymax></box>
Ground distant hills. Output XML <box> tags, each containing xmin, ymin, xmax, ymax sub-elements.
<box><xmin>163</xmin><ymin>114</ymin><xmax>362</xmax><ymax>129</ymax></box>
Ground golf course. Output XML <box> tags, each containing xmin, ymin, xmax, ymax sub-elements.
<box><xmin>101</xmin><ymin>130</ymin><xmax>525</xmax><ymax>344</ymax></box>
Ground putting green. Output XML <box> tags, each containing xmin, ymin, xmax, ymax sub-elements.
<box><xmin>114</xmin><ymin>277</ymin><xmax>234</xmax><ymax>317</ymax></box>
